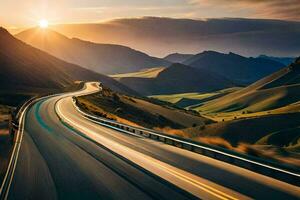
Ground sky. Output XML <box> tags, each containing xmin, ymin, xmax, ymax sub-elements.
<box><xmin>1</xmin><ymin>0</ymin><xmax>300</xmax><ymax>29</ymax></box>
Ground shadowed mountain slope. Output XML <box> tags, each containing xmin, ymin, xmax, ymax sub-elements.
<box><xmin>116</xmin><ymin>63</ymin><xmax>235</xmax><ymax>96</ymax></box>
<box><xmin>0</xmin><ymin>27</ymin><xmax>136</xmax><ymax>95</ymax></box>
<box><xmin>184</xmin><ymin>51</ymin><xmax>285</xmax><ymax>85</ymax></box>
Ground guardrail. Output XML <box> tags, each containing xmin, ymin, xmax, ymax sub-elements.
<box><xmin>0</xmin><ymin>92</ymin><xmax>63</xmax><ymax>200</ymax></box>
<box><xmin>0</xmin><ymin>82</ymin><xmax>91</xmax><ymax>200</ymax></box>
<box><xmin>0</xmin><ymin>96</ymin><xmax>42</xmax><ymax>200</ymax></box>
<box><xmin>73</xmin><ymin>97</ymin><xmax>300</xmax><ymax>186</ymax></box>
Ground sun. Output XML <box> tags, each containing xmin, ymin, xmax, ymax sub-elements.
<box><xmin>39</xmin><ymin>19</ymin><xmax>48</xmax><ymax>29</ymax></box>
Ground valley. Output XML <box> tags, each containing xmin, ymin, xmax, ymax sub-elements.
<box><xmin>146</xmin><ymin>58</ymin><xmax>300</xmax><ymax>167</ymax></box>
<box><xmin>2</xmin><ymin>24</ymin><xmax>299</xmax><ymax>169</ymax></box>
<box><xmin>1</xmin><ymin>2</ymin><xmax>300</xmax><ymax>198</ymax></box>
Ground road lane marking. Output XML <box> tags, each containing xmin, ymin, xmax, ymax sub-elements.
<box><xmin>152</xmin><ymin>161</ymin><xmax>238</xmax><ymax>200</ymax></box>
<box><xmin>56</xmin><ymin>99</ymin><xmax>247</xmax><ymax>200</ymax></box>
<box><xmin>74</xmin><ymin>98</ymin><xmax>300</xmax><ymax>180</ymax></box>
<box><xmin>0</xmin><ymin>83</ymin><xmax>99</xmax><ymax>199</ymax></box>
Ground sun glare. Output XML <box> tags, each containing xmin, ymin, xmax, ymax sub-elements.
<box><xmin>39</xmin><ymin>19</ymin><xmax>48</xmax><ymax>28</ymax></box>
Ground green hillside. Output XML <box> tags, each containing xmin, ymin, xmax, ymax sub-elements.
<box><xmin>196</xmin><ymin>60</ymin><xmax>300</xmax><ymax>115</ymax></box>
<box><xmin>150</xmin><ymin>87</ymin><xmax>241</xmax><ymax>108</ymax></box>
<box><xmin>184</xmin><ymin>58</ymin><xmax>300</xmax><ymax>157</ymax></box>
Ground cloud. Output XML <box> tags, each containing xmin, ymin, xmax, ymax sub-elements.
<box><xmin>189</xmin><ymin>0</ymin><xmax>300</xmax><ymax>21</ymax></box>
<box><xmin>52</xmin><ymin>17</ymin><xmax>300</xmax><ymax>57</ymax></box>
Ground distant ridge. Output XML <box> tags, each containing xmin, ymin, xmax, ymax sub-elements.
<box><xmin>163</xmin><ymin>53</ymin><xmax>193</xmax><ymax>63</ymax></box>
<box><xmin>184</xmin><ymin>51</ymin><xmax>285</xmax><ymax>85</ymax></box>
<box><xmin>16</xmin><ymin>28</ymin><xmax>170</xmax><ymax>75</ymax></box>
<box><xmin>258</xmin><ymin>55</ymin><xmax>296</xmax><ymax>65</ymax></box>
<box><xmin>50</xmin><ymin>17</ymin><xmax>300</xmax><ymax>57</ymax></box>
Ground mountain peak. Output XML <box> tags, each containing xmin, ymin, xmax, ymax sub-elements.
<box><xmin>16</xmin><ymin>27</ymin><xmax>69</xmax><ymax>40</ymax></box>
<box><xmin>1</xmin><ymin>27</ymin><xmax>137</xmax><ymax>95</ymax></box>
<box><xmin>0</xmin><ymin>27</ymin><xmax>8</xmax><ymax>33</ymax></box>
<box><xmin>163</xmin><ymin>53</ymin><xmax>193</xmax><ymax>63</ymax></box>
<box><xmin>0</xmin><ymin>27</ymin><xmax>13</xmax><ymax>37</ymax></box>
<box><xmin>183</xmin><ymin>50</ymin><xmax>285</xmax><ymax>85</ymax></box>
<box><xmin>200</xmin><ymin>50</ymin><xmax>221</xmax><ymax>56</ymax></box>
<box><xmin>228</xmin><ymin>52</ymin><xmax>244</xmax><ymax>58</ymax></box>
<box><xmin>0</xmin><ymin>27</ymin><xmax>19</xmax><ymax>45</ymax></box>
<box><xmin>16</xmin><ymin>27</ymin><xmax>169</xmax><ymax>75</ymax></box>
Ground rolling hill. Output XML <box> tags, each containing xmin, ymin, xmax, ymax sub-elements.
<box><xmin>16</xmin><ymin>28</ymin><xmax>170</xmax><ymax>75</ymax></box>
<box><xmin>150</xmin><ymin>87</ymin><xmax>241</xmax><ymax>108</ymax></box>
<box><xmin>189</xmin><ymin>112</ymin><xmax>300</xmax><ymax>148</ymax></box>
<box><xmin>183</xmin><ymin>51</ymin><xmax>285</xmax><ymax>85</ymax></box>
<box><xmin>186</xmin><ymin>58</ymin><xmax>300</xmax><ymax>153</ymax></box>
<box><xmin>197</xmin><ymin>58</ymin><xmax>300</xmax><ymax>114</ymax></box>
<box><xmin>76</xmin><ymin>87</ymin><xmax>213</xmax><ymax>137</ymax></box>
<box><xmin>115</xmin><ymin>63</ymin><xmax>236</xmax><ymax>95</ymax></box>
<box><xmin>0</xmin><ymin>27</ymin><xmax>136</xmax><ymax>97</ymax></box>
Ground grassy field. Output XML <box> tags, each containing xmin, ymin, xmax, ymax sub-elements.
<box><xmin>150</xmin><ymin>87</ymin><xmax>241</xmax><ymax>108</ymax></box>
<box><xmin>186</xmin><ymin>61</ymin><xmax>300</xmax><ymax>167</ymax></box>
<box><xmin>77</xmin><ymin>84</ymin><xmax>300</xmax><ymax>168</ymax></box>
<box><xmin>195</xmin><ymin>65</ymin><xmax>299</xmax><ymax>114</ymax></box>
<box><xmin>77</xmin><ymin>87</ymin><xmax>214</xmax><ymax>132</ymax></box>
<box><xmin>110</xmin><ymin>67</ymin><xmax>165</xmax><ymax>79</ymax></box>
<box><xmin>147</xmin><ymin>60</ymin><xmax>300</xmax><ymax>168</ymax></box>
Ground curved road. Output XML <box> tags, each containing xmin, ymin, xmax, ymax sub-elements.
<box><xmin>6</xmin><ymin>83</ymin><xmax>300</xmax><ymax>199</ymax></box>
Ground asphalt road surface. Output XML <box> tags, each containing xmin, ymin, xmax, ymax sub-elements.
<box><xmin>7</xmin><ymin>83</ymin><xmax>300</xmax><ymax>200</ymax></box>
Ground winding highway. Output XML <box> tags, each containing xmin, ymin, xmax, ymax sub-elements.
<box><xmin>4</xmin><ymin>83</ymin><xmax>300</xmax><ymax>199</ymax></box>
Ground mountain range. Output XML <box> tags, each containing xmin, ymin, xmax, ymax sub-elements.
<box><xmin>183</xmin><ymin>51</ymin><xmax>285</xmax><ymax>85</ymax></box>
<box><xmin>114</xmin><ymin>63</ymin><xmax>235</xmax><ymax>96</ymax></box>
<box><xmin>0</xmin><ymin>27</ymin><xmax>135</xmax><ymax>95</ymax></box>
<box><xmin>8</xmin><ymin>26</ymin><xmax>295</xmax><ymax>100</ymax></box>
<box><xmin>112</xmin><ymin>51</ymin><xmax>286</xmax><ymax>95</ymax></box>
<box><xmin>16</xmin><ymin>28</ymin><xmax>169</xmax><ymax>75</ymax></box>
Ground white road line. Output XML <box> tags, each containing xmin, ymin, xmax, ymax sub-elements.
<box><xmin>56</xmin><ymin>98</ymin><xmax>249</xmax><ymax>200</ymax></box>
<box><xmin>75</xmin><ymin>99</ymin><xmax>300</xmax><ymax>179</ymax></box>
<box><xmin>0</xmin><ymin>107</ymin><xmax>26</xmax><ymax>200</ymax></box>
